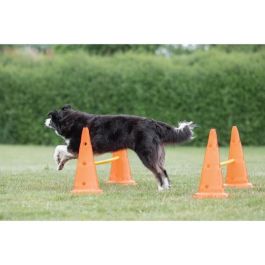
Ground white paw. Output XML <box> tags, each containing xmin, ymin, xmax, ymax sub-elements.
<box><xmin>158</xmin><ymin>185</ymin><xmax>164</xmax><ymax>192</ymax></box>
<box><xmin>53</xmin><ymin>145</ymin><xmax>67</xmax><ymax>167</ymax></box>
<box><xmin>163</xmin><ymin>178</ymin><xmax>170</xmax><ymax>189</ymax></box>
<box><xmin>57</xmin><ymin>162</ymin><xmax>64</xmax><ymax>171</ymax></box>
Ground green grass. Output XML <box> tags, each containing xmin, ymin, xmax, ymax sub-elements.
<box><xmin>1</xmin><ymin>144</ymin><xmax>265</xmax><ymax>220</ymax></box>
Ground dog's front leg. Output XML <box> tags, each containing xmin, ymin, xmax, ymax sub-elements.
<box><xmin>53</xmin><ymin>145</ymin><xmax>65</xmax><ymax>165</ymax></box>
<box><xmin>53</xmin><ymin>145</ymin><xmax>77</xmax><ymax>170</ymax></box>
<box><xmin>57</xmin><ymin>156</ymin><xmax>75</xmax><ymax>170</ymax></box>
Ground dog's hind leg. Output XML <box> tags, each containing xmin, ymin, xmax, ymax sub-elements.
<box><xmin>162</xmin><ymin>169</ymin><xmax>171</xmax><ymax>187</ymax></box>
<box><xmin>135</xmin><ymin>143</ymin><xmax>169</xmax><ymax>191</ymax></box>
<box><xmin>157</xmin><ymin>145</ymin><xmax>171</xmax><ymax>188</ymax></box>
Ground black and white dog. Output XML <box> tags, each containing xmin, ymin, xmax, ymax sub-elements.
<box><xmin>45</xmin><ymin>105</ymin><xmax>195</xmax><ymax>191</ymax></box>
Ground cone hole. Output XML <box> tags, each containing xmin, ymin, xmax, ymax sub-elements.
<box><xmin>84</xmin><ymin>142</ymin><xmax>87</xmax><ymax>146</ymax></box>
<box><xmin>83</xmin><ymin>162</ymin><xmax>86</xmax><ymax>166</ymax></box>
<box><xmin>205</xmin><ymin>185</ymin><xmax>209</xmax><ymax>189</ymax></box>
<box><xmin>82</xmin><ymin>182</ymin><xmax>86</xmax><ymax>186</ymax></box>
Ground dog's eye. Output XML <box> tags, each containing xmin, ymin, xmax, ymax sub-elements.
<box><xmin>48</xmin><ymin>111</ymin><xmax>59</xmax><ymax>119</ymax></box>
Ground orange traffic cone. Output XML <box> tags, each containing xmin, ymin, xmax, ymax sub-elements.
<box><xmin>107</xmin><ymin>149</ymin><xmax>136</xmax><ymax>185</ymax></box>
<box><xmin>71</xmin><ymin>128</ymin><xmax>103</xmax><ymax>194</ymax></box>
<box><xmin>224</xmin><ymin>126</ymin><xmax>253</xmax><ymax>188</ymax></box>
<box><xmin>193</xmin><ymin>129</ymin><xmax>228</xmax><ymax>199</ymax></box>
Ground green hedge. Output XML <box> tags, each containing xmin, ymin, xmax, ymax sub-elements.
<box><xmin>1</xmin><ymin>50</ymin><xmax>265</xmax><ymax>146</ymax></box>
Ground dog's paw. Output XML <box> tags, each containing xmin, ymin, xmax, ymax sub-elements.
<box><xmin>158</xmin><ymin>186</ymin><xmax>164</xmax><ymax>192</ymax></box>
<box><xmin>158</xmin><ymin>178</ymin><xmax>171</xmax><ymax>191</ymax></box>
<box><xmin>57</xmin><ymin>162</ymin><xmax>65</xmax><ymax>171</ymax></box>
<box><xmin>157</xmin><ymin>185</ymin><xmax>170</xmax><ymax>192</ymax></box>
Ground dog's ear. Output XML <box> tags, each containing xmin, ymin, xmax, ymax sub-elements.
<box><xmin>61</xmin><ymin>104</ymin><xmax>72</xmax><ymax>111</ymax></box>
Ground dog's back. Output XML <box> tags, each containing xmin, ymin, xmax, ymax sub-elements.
<box><xmin>58</xmin><ymin>109</ymin><xmax>194</xmax><ymax>154</ymax></box>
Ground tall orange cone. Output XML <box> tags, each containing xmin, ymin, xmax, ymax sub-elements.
<box><xmin>224</xmin><ymin>126</ymin><xmax>253</xmax><ymax>188</ymax></box>
<box><xmin>107</xmin><ymin>149</ymin><xmax>136</xmax><ymax>185</ymax></box>
<box><xmin>71</xmin><ymin>128</ymin><xmax>103</xmax><ymax>194</ymax></box>
<box><xmin>193</xmin><ymin>129</ymin><xmax>228</xmax><ymax>199</ymax></box>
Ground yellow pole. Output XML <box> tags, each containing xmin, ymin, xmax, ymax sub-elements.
<box><xmin>95</xmin><ymin>156</ymin><xmax>119</xmax><ymax>166</ymax></box>
<box><xmin>220</xmin><ymin>159</ymin><xmax>235</xmax><ymax>167</ymax></box>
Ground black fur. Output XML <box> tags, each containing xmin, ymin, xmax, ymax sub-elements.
<box><xmin>46</xmin><ymin>105</ymin><xmax>195</xmax><ymax>189</ymax></box>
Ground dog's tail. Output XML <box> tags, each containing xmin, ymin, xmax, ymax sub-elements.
<box><xmin>159</xmin><ymin>121</ymin><xmax>196</xmax><ymax>144</ymax></box>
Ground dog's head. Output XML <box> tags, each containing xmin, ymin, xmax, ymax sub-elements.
<box><xmin>45</xmin><ymin>105</ymin><xmax>73</xmax><ymax>134</ymax></box>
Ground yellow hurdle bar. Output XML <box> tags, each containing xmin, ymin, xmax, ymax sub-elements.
<box><xmin>95</xmin><ymin>156</ymin><xmax>119</xmax><ymax>166</ymax></box>
<box><xmin>220</xmin><ymin>159</ymin><xmax>235</xmax><ymax>167</ymax></box>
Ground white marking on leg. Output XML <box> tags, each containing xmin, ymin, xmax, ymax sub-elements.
<box><xmin>53</xmin><ymin>145</ymin><xmax>62</xmax><ymax>164</ymax></box>
<box><xmin>53</xmin><ymin>145</ymin><xmax>76</xmax><ymax>170</ymax></box>
<box><xmin>53</xmin><ymin>145</ymin><xmax>67</xmax><ymax>165</ymax></box>
<box><xmin>58</xmin><ymin>153</ymin><xmax>76</xmax><ymax>170</ymax></box>
<box><xmin>158</xmin><ymin>185</ymin><xmax>164</xmax><ymax>192</ymax></box>
<box><xmin>162</xmin><ymin>177</ymin><xmax>170</xmax><ymax>189</ymax></box>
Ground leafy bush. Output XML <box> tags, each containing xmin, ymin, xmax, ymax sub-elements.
<box><xmin>54</xmin><ymin>45</ymin><xmax>161</xmax><ymax>55</ymax></box>
<box><xmin>1</xmin><ymin>50</ymin><xmax>265</xmax><ymax>146</ymax></box>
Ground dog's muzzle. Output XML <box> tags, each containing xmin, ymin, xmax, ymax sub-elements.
<box><xmin>45</xmin><ymin>118</ymin><xmax>52</xmax><ymax>128</ymax></box>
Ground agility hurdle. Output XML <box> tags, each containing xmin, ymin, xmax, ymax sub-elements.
<box><xmin>71</xmin><ymin>127</ymin><xmax>136</xmax><ymax>194</ymax></box>
<box><xmin>95</xmin><ymin>156</ymin><xmax>119</xmax><ymax>166</ymax></box>
<box><xmin>193</xmin><ymin>126</ymin><xmax>253</xmax><ymax>199</ymax></box>
<box><xmin>220</xmin><ymin>159</ymin><xmax>234</xmax><ymax>167</ymax></box>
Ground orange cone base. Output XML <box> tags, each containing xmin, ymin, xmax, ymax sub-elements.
<box><xmin>193</xmin><ymin>192</ymin><xmax>229</xmax><ymax>199</ymax></box>
<box><xmin>106</xmin><ymin>179</ymin><xmax>137</xmax><ymax>185</ymax></box>
<box><xmin>224</xmin><ymin>182</ymin><xmax>253</xmax><ymax>188</ymax></box>
<box><xmin>71</xmin><ymin>188</ymin><xmax>103</xmax><ymax>194</ymax></box>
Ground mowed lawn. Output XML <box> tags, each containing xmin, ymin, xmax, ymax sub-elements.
<box><xmin>0</xmin><ymin>144</ymin><xmax>265</xmax><ymax>220</ymax></box>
